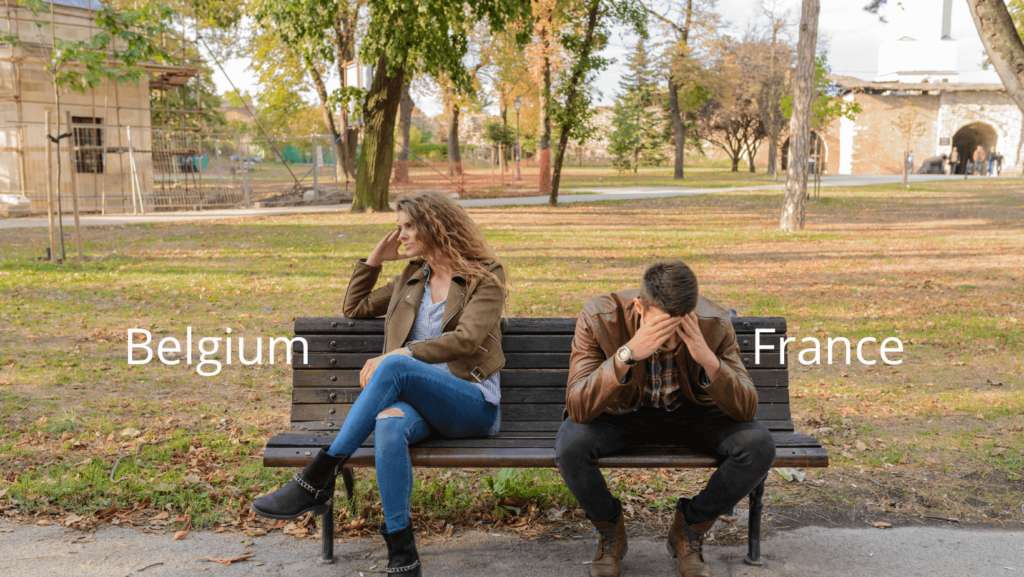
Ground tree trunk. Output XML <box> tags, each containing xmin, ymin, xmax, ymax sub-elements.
<box><xmin>967</xmin><ymin>1</ymin><xmax>1024</xmax><ymax>113</ymax></box>
<box><xmin>748</xmin><ymin>148</ymin><xmax>756</xmax><ymax>172</ymax></box>
<box><xmin>538</xmin><ymin>54</ymin><xmax>552</xmax><ymax>194</ymax></box>
<box><xmin>780</xmin><ymin>0</ymin><xmax>819</xmax><ymax>232</ymax></box>
<box><xmin>448</xmin><ymin>102</ymin><xmax>463</xmax><ymax>176</ymax></box>
<box><xmin>668</xmin><ymin>0</ymin><xmax>693</xmax><ymax>180</ymax></box>
<box><xmin>332</xmin><ymin>9</ymin><xmax>357</xmax><ymax>179</ymax></box>
<box><xmin>765</xmin><ymin>20</ymin><xmax>781</xmax><ymax>178</ymax></box>
<box><xmin>306</xmin><ymin>59</ymin><xmax>348</xmax><ymax>193</ymax></box>
<box><xmin>730</xmin><ymin>155</ymin><xmax>740</xmax><ymax>172</ymax></box>
<box><xmin>669</xmin><ymin>77</ymin><xmax>685</xmax><ymax>179</ymax></box>
<box><xmin>353</xmin><ymin>57</ymin><xmax>404</xmax><ymax>212</ymax></box>
<box><xmin>550</xmin><ymin>0</ymin><xmax>602</xmax><ymax>205</ymax></box>
<box><xmin>499</xmin><ymin>103</ymin><xmax>508</xmax><ymax>175</ymax></box>
<box><xmin>393</xmin><ymin>82</ymin><xmax>413</xmax><ymax>184</ymax></box>
<box><xmin>1017</xmin><ymin>115</ymin><xmax>1024</xmax><ymax>173</ymax></box>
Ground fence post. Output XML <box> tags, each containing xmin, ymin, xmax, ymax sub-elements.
<box><xmin>44</xmin><ymin>111</ymin><xmax>58</xmax><ymax>262</ymax></box>
<box><xmin>312</xmin><ymin>134</ymin><xmax>319</xmax><ymax>200</ymax></box>
<box><xmin>66</xmin><ymin>112</ymin><xmax>82</xmax><ymax>259</ymax></box>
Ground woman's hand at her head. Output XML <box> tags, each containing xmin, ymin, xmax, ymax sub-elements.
<box><xmin>366</xmin><ymin>229</ymin><xmax>409</xmax><ymax>267</ymax></box>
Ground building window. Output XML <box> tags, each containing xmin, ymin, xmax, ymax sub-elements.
<box><xmin>72</xmin><ymin>116</ymin><xmax>104</xmax><ymax>174</ymax></box>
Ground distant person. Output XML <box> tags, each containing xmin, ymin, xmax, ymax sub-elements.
<box><xmin>973</xmin><ymin>145</ymin><xmax>988</xmax><ymax>176</ymax></box>
<box><xmin>994</xmin><ymin>152</ymin><xmax>1004</xmax><ymax>175</ymax></box>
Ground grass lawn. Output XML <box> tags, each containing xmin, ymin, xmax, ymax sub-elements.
<box><xmin>0</xmin><ymin>176</ymin><xmax>1021</xmax><ymax>537</ymax></box>
<box><xmin>344</xmin><ymin>162</ymin><xmax>780</xmax><ymax>200</ymax></box>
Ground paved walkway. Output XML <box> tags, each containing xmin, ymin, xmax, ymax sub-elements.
<box><xmin>0</xmin><ymin>521</ymin><xmax>1019</xmax><ymax>577</ymax></box>
<box><xmin>0</xmin><ymin>174</ymin><xmax>967</xmax><ymax>230</ymax></box>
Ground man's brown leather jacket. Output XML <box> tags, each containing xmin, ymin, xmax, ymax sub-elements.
<box><xmin>343</xmin><ymin>258</ymin><xmax>506</xmax><ymax>383</ymax></box>
<box><xmin>565</xmin><ymin>289</ymin><xmax>757</xmax><ymax>423</ymax></box>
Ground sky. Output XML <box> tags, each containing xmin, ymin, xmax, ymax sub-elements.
<box><xmin>209</xmin><ymin>0</ymin><xmax>1002</xmax><ymax>118</ymax></box>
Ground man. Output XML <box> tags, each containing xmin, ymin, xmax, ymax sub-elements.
<box><xmin>972</xmin><ymin>145</ymin><xmax>987</xmax><ymax>176</ymax></box>
<box><xmin>555</xmin><ymin>262</ymin><xmax>774</xmax><ymax>577</ymax></box>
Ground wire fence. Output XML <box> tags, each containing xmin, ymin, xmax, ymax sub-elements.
<box><xmin>2</xmin><ymin>118</ymin><xmax>624</xmax><ymax>215</ymax></box>
<box><xmin>0</xmin><ymin>121</ymin><xmax>362</xmax><ymax>214</ymax></box>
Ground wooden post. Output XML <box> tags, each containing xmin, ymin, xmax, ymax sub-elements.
<box><xmin>126</xmin><ymin>125</ymin><xmax>144</xmax><ymax>214</ymax></box>
<box><xmin>16</xmin><ymin>125</ymin><xmax>26</xmax><ymax>199</ymax></box>
<box><xmin>66</xmin><ymin>111</ymin><xmax>83</xmax><ymax>259</ymax></box>
<box><xmin>44</xmin><ymin>111</ymin><xmax>57</xmax><ymax>262</ymax></box>
<box><xmin>312</xmin><ymin>134</ymin><xmax>319</xmax><ymax>198</ymax></box>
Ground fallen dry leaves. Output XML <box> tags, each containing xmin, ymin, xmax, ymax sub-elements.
<box><xmin>173</xmin><ymin>514</ymin><xmax>192</xmax><ymax>541</ymax></box>
<box><xmin>201</xmin><ymin>553</ymin><xmax>254</xmax><ymax>565</ymax></box>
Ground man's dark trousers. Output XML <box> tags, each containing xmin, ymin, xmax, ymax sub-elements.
<box><xmin>554</xmin><ymin>405</ymin><xmax>776</xmax><ymax>524</ymax></box>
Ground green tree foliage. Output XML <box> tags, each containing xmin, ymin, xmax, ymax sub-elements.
<box><xmin>548</xmin><ymin>0</ymin><xmax>646</xmax><ymax>204</ymax></box>
<box><xmin>250</xmin><ymin>0</ymin><xmax>361</xmax><ymax>184</ymax></box>
<box><xmin>485</xmin><ymin>120</ymin><xmax>516</xmax><ymax>148</ymax></box>
<box><xmin>608</xmin><ymin>36</ymin><xmax>666</xmax><ymax>173</ymax></box>
<box><xmin>352</xmin><ymin>0</ymin><xmax>531</xmax><ymax>211</ymax></box>
<box><xmin>1012</xmin><ymin>0</ymin><xmax>1024</xmax><ymax>29</ymax></box>
<box><xmin>17</xmin><ymin>0</ymin><xmax>173</xmax><ymax>92</ymax></box>
<box><xmin>780</xmin><ymin>56</ymin><xmax>860</xmax><ymax>130</ymax></box>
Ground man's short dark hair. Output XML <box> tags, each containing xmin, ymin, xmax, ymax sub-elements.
<box><xmin>640</xmin><ymin>261</ymin><xmax>698</xmax><ymax>317</ymax></box>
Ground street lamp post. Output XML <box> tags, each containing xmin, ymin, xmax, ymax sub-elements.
<box><xmin>514</xmin><ymin>96</ymin><xmax>522</xmax><ymax>181</ymax></box>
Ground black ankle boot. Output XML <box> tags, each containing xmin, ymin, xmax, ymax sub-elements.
<box><xmin>382</xmin><ymin>524</ymin><xmax>422</xmax><ymax>576</ymax></box>
<box><xmin>252</xmin><ymin>449</ymin><xmax>345</xmax><ymax>519</ymax></box>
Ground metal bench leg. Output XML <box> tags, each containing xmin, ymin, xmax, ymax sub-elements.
<box><xmin>320</xmin><ymin>498</ymin><xmax>335</xmax><ymax>564</ymax></box>
<box><xmin>341</xmin><ymin>466</ymin><xmax>356</xmax><ymax>512</ymax></box>
<box><xmin>744</xmin><ymin>477</ymin><xmax>766</xmax><ymax>566</ymax></box>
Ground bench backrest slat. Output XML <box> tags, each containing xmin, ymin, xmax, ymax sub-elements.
<box><xmin>289</xmin><ymin>317</ymin><xmax>794</xmax><ymax>433</ymax></box>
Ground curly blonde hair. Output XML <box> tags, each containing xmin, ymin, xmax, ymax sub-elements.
<box><xmin>396</xmin><ymin>192</ymin><xmax>503</xmax><ymax>286</ymax></box>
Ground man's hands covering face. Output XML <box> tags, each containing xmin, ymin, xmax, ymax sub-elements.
<box><xmin>626</xmin><ymin>307</ymin><xmax>681</xmax><ymax>361</ymax></box>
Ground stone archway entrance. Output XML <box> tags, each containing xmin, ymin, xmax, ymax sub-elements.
<box><xmin>781</xmin><ymin>132</ymin><xmax>826</xmax><ymax>174</ymax></box>
<box><xmin>950</xmin><ymin>122</ymin><xmax>997</xmax><ymax>174</ymax></box>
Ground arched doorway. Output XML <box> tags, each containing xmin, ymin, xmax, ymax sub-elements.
<box><xmin>950</xmin><ymin>122</ymin><xmax>997</xmax><ymax>174</ymax></box>
<box><xmin>781</xmin><ymin>132</ymin><xmax>826</xmax><ymax>174</ymax></box>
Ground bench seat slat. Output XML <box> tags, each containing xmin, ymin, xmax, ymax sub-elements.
<box><xmin>267</xmin><ymin>430</ymin><xmax>824</xmax><ymax>449</ymax></box>
<box><xmin>263</xmin><ymin>446</ymin><xmax>826</xmax><ymax>469</ymax></box>
<box><xmin>289</xmin><ymin>418</ymin><xmax>799</xmax><ymax>433</ymax></box>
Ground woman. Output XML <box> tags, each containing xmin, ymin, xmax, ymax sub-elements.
<box><xmin>253</xmin><ymin>192</ymin><xmax>506</xmax><ymax>576</ymax></box>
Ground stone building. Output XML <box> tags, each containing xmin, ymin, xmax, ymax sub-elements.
<box><xmin>771</xmin><ymin>0</ymin><xmax>1020</xmax><ymax>176</ymax></box>
<box><xmin>820</xmin><ymin>77</ymin><xmax>1019</xmax><ymax>175</ymax></box>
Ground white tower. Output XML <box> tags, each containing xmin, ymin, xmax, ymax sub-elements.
<box><xmin>875</xmin><ymin>0</ymin><xmax>959</xmax><ymax>83</ymax></box>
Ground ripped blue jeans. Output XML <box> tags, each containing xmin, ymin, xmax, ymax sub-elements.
<box><xmin>326</xmin><ymin>355</ymin><xmax>498</xmax><ymax>533</ymax></box>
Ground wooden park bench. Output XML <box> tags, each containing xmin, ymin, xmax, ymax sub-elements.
<box><xmin>262</xmin><ymin>316</ymin><xmax>828</xmax><ymax>565</ymax></box>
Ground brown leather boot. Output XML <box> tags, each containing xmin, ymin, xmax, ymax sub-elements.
<box><xmin>589</xmin><ymin>511</ymin><xmax>627</xmax><ymax>577</ymax></box>
<box><xmin>666</xmin><ymin>499</ymin><xmax>715</xmax><ymax>577</ymax></box>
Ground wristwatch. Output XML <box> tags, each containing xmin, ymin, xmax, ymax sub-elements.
<box><xmin>615</xmin><ymin>345</ymin><xmax>637</xmax><ymax>366</ymax></box>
